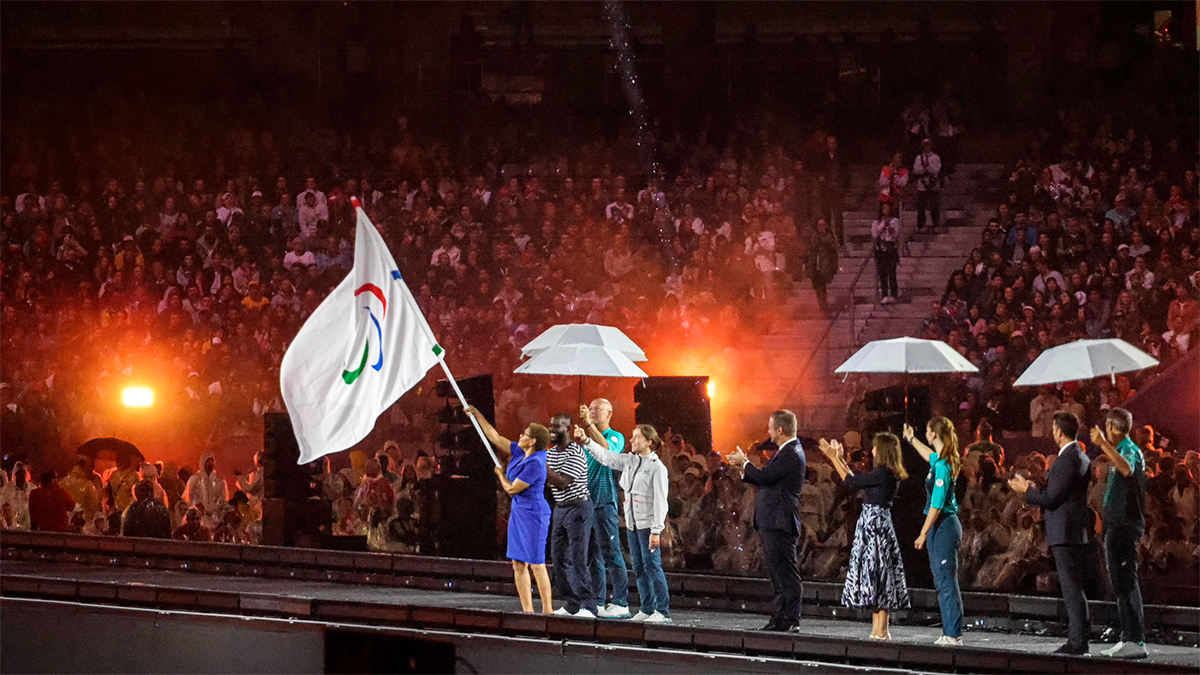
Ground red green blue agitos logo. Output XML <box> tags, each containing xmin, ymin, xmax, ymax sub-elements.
<box><xmin>341</xmin><ymin>270</ymin><xmax>443</xmax><ymax>385</ymax></box>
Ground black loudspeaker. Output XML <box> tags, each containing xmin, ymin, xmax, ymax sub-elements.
<box><xmin>432</xmin><ymin>374</ymin><xmax>498</xmax><ymax>560</ymax></box>
<box><xmin>262</xmin><ymin>412</ymin><xmax>311</xmax><ymax>502</ymax></box>
<box><xmin>261</xmin><ymin>498</ymin><xmax>332</xmax><ymax>548</ymax></box>
<box><xmin>861</xmin><ymin>385</ymin><xmax>934</xmax><ymax>589</ymax></box>
<box><xmin>326</xmin><ymin>629</ymin><xmax>455</xmax><ymax>674</ymax></box>
<box><xmin>634</xmin><ymin>376</ymin><xmax>713</xmax><ymax>456</ymax></box>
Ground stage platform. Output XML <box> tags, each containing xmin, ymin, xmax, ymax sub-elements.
<box><xmin>2</xmin><ymin>556</ymin><xmax>1197</xmax><ymax>674</ymax></box>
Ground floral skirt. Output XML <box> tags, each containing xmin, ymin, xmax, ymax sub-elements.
<box><xmin>842</xmin><ymin>504</ymin><xmax>911</xmax><ymax>610</ymax></box>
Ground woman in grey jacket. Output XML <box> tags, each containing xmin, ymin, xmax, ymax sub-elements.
<box><xmin>574</xmin><ymin>423</ymin><xmax>671</xmax><ymax>624</ymax></box>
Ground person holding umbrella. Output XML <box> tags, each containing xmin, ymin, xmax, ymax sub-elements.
<box><xmin>466</xmin><ymin>406</ymin><xmax>554</xmax><ymax>614</ymax></box>
<box><xmin>902</xmin><ymin>417</ymin><xmax>964</xmax><ymax>646</ymax></box>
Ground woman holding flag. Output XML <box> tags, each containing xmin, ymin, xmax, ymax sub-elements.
<box><xmin>467</xmin><ymin>406</ymin><xmax>554</xmax><ymax>614</ymax></box>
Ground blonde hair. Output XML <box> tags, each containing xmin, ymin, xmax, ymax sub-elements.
<box><xmin>873</xmin><ymin>432</ymin><xmax>908</xmax><ymax>480</ymax></box>
<box><xmin>927</xmin><ymin>416</ymin><xmax>961</xmax><ymax>479</ymax></box>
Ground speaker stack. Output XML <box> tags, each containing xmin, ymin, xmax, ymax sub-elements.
<box><xmin>633</xmin><ymin>376</ymin><xmax>714</xmax><ymax>456</ymax></box>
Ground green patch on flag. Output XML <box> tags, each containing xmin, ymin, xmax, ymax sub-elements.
<box><xmin>432</xmin><ymin>344</ymin><xmax>444</xmax><ymax>356</ymax></box>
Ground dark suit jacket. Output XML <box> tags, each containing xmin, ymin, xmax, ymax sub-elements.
<box><xmin>1025</xmin><ymin>441</ymin><xmax>1091</xmax><ymax>547</ymax></box>
<box><xmin>743</xmin><ymin>439</ymin><xmax>805</xmax><ymax>534</ymax></box>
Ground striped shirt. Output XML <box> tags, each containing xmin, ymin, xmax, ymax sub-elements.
<box><xmin>547</xmin><ymin>442</ymin><xmax>590</xmax><ymax>504</ymax></box>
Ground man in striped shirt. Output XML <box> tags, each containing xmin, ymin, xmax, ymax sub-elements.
<box><xmin>548</xmin><ymin>412</ymin><xmax>598</xmax><ymax>618</ymax></box>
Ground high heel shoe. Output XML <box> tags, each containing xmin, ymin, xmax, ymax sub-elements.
<box><xmin>869</xmin><ymin>633</ymin><xmax>892</xmax><ymax>641</ymax></box>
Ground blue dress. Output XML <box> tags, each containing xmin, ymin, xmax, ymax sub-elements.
<box><xmin>505</xmin><ymin>442</ymin><xmax>551</xmax><ymax>564</ymax></box>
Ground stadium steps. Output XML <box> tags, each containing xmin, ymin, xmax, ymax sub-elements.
<box><xmin>748</xmin><ymin>162</ymin><xmax>1008</xmax><ymax>439</ymax></box>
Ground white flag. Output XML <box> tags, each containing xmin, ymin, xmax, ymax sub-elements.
<box><xmin>281</xmin><ymin>201</ymin><xmax>443</xmax><ymax>464</ymax></box>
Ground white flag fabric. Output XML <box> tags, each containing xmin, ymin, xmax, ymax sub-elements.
<box><xmin>281</xmin><ymin>201</ymin><xmax>443</xmax><ymax>464</ymax></box>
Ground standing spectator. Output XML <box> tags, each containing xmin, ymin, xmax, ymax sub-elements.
<box><xmin>1090</xmin><ymin>409</ymin><xmax>1149</xmax><ymax>660</ymax></box>
<box><xmin>122</xmin><ymin>480</ymin><xmax>172</xmax><ymax>538</ymax></box>
<box><xmin>904</xmin><ymin>418</ymin><xmax>965</xmax><ymax>646</ymax></box>
<box><xmin>726</xmin><ymin>410</ymin><xmax>805</xmax><ymax>633</ymax></box>
<box><xmin>913</xmin><ymin>138</ymin><xmax>943</xmax><ymax>231</ymax></box>
<box><xmin>59</xmin><ymin>456</ymin><xmax>102</xmax><ymax>519</ymax></box>
<box><xmin>546</xmin><ymin>413</ymin><xmax>597</xmax><ymax>618</ymax></box>
<box><xmin>1030</xmin><ymin>387</ymin><xmax>1061</xmax><ymax>438</ymax></box>
<box><xmin>185</xmin><ymin>452</ymin><xmax>229</xmax><ymax>525</ymax></box>
<box><xmin>1008</xmin><ymin>413</ymin><xmax>1093</xmax><ymax>656</ymax></box>
<box><xmin>807</xmin><ymin>219</ymin><xmax>840</xmax><ymax>315</ymax></box>
<box><xmin>872</xmin><ymin>202</ymin><xmax>901</xmax><ymax>304</ymax></box>
<box><xmin>878</xmin><ymin>152</ymin><xmax>909</xmax><ymax>219</ymax></box>
<box><xmin>28</xmin><ymin>470</ymin><xmax>75</xmax><ymax>532</ymax></box>
<box><xmin>815</xmin><ymin>135</ymin><xmax>848</xmax><ymax>246</ymax></box>
<box><xmin>172</xmin><ymin>506</ymin><xmax>213</xmax><ymax>541</ymax></box>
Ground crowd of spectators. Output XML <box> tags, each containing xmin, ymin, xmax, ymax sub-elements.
<box><xmin>2</xmin><ymin>84</ymin><xmax>1196</xmax><ymax>605</ymax></box>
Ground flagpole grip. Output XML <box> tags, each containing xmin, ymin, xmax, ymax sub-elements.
<box><xmin>437</xmin><ymin>359</ymin><xmax>502</xmax><ymax>469</ymax></box>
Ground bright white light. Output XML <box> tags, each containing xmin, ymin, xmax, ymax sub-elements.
<box><xmin>122</xmin><ymin>386</ymin><xmax>154</xmax><ymax>408</ymax></box>
<box><xmin>706</xmin><ymin>381</ymin><xmax>717</xmax><ymax>399</ymax></box>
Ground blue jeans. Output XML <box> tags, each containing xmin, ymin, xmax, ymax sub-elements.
<box><xmin>927</xmin><ymin>514</ymin><xmax>963</xmax><ymax>638</ymax></box>
<box><xmin>551</xmin><ymin>500</ymin><xmax>596</xmax><ymax>614</ymax></box>
<box><xmin>627</xmin><ymin>528</ymin><xmax>670</xmax><ymax>616</ymax></box>
<box><xmin>589</xmin><ymin>501</ymin><xmax>628</xmax><ymax>607</ymax></box>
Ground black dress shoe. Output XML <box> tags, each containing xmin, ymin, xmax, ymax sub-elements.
<box><xmin>759</xmin><ymin>621</ymin><xmax>787</xmax><ymax>632</ymax></box>
<box><xmin>1052</xmin><ymin>642</ymin><xmax>1089</xmax><ymax>656</ymax></box>
<box><xmin>785</xmin><ymin>624</ymin><xmax>802</xmax><ymax>634</ymax></box>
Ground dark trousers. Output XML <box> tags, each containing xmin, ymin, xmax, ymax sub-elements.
<box><xmin>875</xmin><ymin>252</ymin><xmax>899</xmax><ymax>299</ymax></box>
<box><xmin>551</xmin><ymin>500</ymin><xmax>596</xmax><ymax>614</ymax></box>
<box><xmin>821</xmin><ymin>196</ymin><xmax>845</xmax><ymax>246</ymax></box>
<box><xmin>916</xmin><ymin>190</ymin><xmax>941</xmax><ymax>230</ymax></box>
<box><xmin>1104</xmin><ymin>526</ymin><xmax>1145</xmax><ymax>644</ymax></box>
<box><xmin>759</xmin><ymin>529</ymin><xmax>803</xmax><ymax>627</ymax></box>
<box><xmin>1052</xmin><ymin>544</ymin><xmax>1092</xmax><ymax>646</ymax></box>
<box><xmin>927</xmin><ymin>515</ymin><xmax>964</xmax><ymax>638</ymax></box>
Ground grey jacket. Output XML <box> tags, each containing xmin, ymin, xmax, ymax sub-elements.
<box><xmin>583</xmin><ymin>439</ymin><xmax>669</xmax><ymax>534</ymax></box>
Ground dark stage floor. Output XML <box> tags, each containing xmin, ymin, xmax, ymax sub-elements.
<box><xmin>3</xmin><ymin>559</ymin><xmax>1197</xmax><ymax>670</ymax></box>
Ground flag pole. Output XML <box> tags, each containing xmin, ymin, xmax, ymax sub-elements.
<box><xmin>436</xmin><ymin>356</ymin><xmax>502</xmax><ymax>470</ymax></box>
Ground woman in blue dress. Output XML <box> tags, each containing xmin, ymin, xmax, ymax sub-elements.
<box><xmin>468</xmin><ymin>407</ymin><xmax>554</xmax><ymax>613</ymax></box>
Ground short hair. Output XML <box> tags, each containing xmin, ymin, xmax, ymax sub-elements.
<box><xmin>40</xmin><ymin>470</ymin><xmax>57</xmax><ymax>485</ymax></box>
<box><xmin>134</xmin><ymin>480</ymin><xmax>154</xmax><ymax>502</ymax></box>
<box><xmin>1053</xmin><ymin>412</ymin><xmax>1081</xmax><ymax>441</ymax></box>
<box><xmin>1107</xmin><ymin>407</ymin><xmax>1133</xmax><ymax>435</ymax></box>
<box><xmin>770</xmin><ymin>410</ymin><xmax>798</xmax><ymax>437</ymax></box>
<box><xmin>526</xmin><ymin>423</ymin><xmax>551</xmax><ymax>452</ymax></box>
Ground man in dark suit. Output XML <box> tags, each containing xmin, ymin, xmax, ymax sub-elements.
<box><xmin>727</xmin><ymin>410</ymin><xmax>806</xmax><ymax>632</ymax></box>
<box><xmin>1008</xmin><ymin>412</ymin><xmax>1093</xmax><ymax>655</ymax></box>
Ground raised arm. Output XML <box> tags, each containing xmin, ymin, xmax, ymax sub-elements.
<box><xmin>576</xmin><ymin>427</ymin><xmax>628</xmax><ymax>471</ymax></box>
<box><xmin>818</xmin><ymin>439</ymin><xmax>852</xmax><ymax>481</ymax></box>
<box><xmin>1090</xmin><ymin>427</ymin><xmax>1132</xmax><ymax>477</ymax></box>
<box><xmin>467</xmin><ymin>406</ymin><xmax>512</xmax><ymax>460</ymax></box>
<box><xmin>902</xmin><ymin>424</ymin><xmax>935</xmax><ymax>464</ymax></box>
<box><xmin>579</xmin><ymin>405</ymin><xmax>608</xmax><ymax>450</ymax></box>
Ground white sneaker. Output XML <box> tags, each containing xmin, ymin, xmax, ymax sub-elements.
<box><xmin>574</xmin><ymin>608</ymin><xmax>596</xmax><ymax>619</ymax></box>
<box><xmin>1104</xmin><ymin>642</ymin><xmax>1147</xmax><ymax>659</ymax></box>
<box><xmin>598</xmin><ymin>604</ymin><xmax>631</xmax><ymax>619</ymax></box>
<box><xmin>553</xmin><ymin>607</ymin><xmax>571</xmax><ymax>616</ymax></box>
<box><xmin>643</xmin><ymin>611</ymin><xmax>672</xmax><ymax>624</ymax></box>
<box><xmin>630</xmin><ymin>611</ymin><xmax>651</xmax><ymax>622</ymax></box>
<box><xmin>934</xmin><ymin>635</ymin><xmax>963</xmax><ymax>646</ymax></box>
<box><xmin>1101</xmin><ymin>641</ymin><xmax>1126</xmax><ymax>657</ymax></box>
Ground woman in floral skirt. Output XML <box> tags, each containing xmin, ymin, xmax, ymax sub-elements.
<box><xmin>819</xmin><ymin>433</ymin><xmax>911</xmax><ymax>640</ymax></box>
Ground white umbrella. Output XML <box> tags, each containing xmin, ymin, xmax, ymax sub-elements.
<box><xmin>515</xmin><ymin>345</ymin><xmax>649</xmax><ymax>378</ymax></box>
<box><xmin>835</xmin><ymin>337</ymin><xmax>978</xmax><ymax>421</ymax></box>
<box><xmin>1014</xmin><ymin>338</ymin><xmax>1159</xmax><ymax>387</ymax></box>
<box><xmin>520</xmin><ymin>323</ymin><xmax>647</xmax><ymax>361</ymax></box>
<box><xmin>514</xmin><ymin>344</ymin><xmax>648</xmax><ymax>402</ymax></box>
<box><xmin>835</xmin><ymin>337</ymin><xmax>979</xmax><ymax>376</ymax></box>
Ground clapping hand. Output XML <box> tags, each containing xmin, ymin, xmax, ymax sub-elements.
<box><xmin>1007</xmin><ymin>473</ymin><xmax>1030</xmax><ymax>493</ymax></box>
<box><xmin>726</xmin><ymin>446</ymin><xmax>748</xmax><ymax>468</ymax></box>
